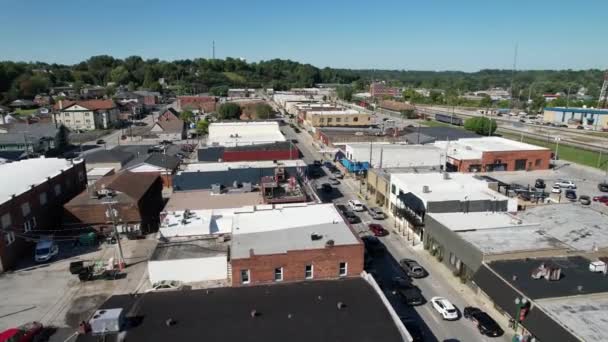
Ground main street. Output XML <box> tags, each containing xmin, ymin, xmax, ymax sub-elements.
<box><xmin>280</xmin><ymin>123</ymin><xmax>511</xmax><ymax>342</ymax></box>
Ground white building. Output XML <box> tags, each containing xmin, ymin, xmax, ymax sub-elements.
<box><xmin>207</xmin><ymin>121</ymin><xmax>286</xmax><ymax>147</ymax></box>
<box><xmin>53</xmin><ymin>100</ymin><xmax>119</xmax><ymax>130</ymax></box>
<box><xmin>342</xmin><ymin>143</ymin><xmax>443</xmax><ymax>170</ymax></box>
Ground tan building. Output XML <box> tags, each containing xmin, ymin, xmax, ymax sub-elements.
<box><xmin>366</xmin><ymin>169</ymin><xmax>391</xmax><ymax>212</ymax></box>
<box><xmin>53</xmin><ymin>100</ymin><xmax>119</xmax><ymax>130</ymax></box>
<box><xmin>302</xmin><ymin>109</ymin><xmax>371</xmax><ymax>130</ymax></box>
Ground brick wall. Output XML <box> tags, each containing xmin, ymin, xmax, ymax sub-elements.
<box><xmin>231</xmin><ymin>244</ymin><xmax>364</xmax><ymax>287</ymax></box>
<box><xmin>222</xmin><ymin>148</ymin><xmax>300</xmax><ymax>162</ymax></box>
<box><xmin>454</xmin><ymin>150</ymin><xmax>552</xmax><ymax>172</ymax></box>
<box><xmin>0</xmin><ymin>161</ymin><xmax>86</xmax><ymax>271</ymax></box>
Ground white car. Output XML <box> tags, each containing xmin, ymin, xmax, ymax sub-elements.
<box><xmin>551</xmin><ymin>185</ymin><xmax>562</xmax><ymax>194</ymax></box>
<box><xmin>431</xmin><ymin>297</ymin><xmax>459</xmax><ymax>320</ymax></box>
<box><xmin>554</xmin><ymin>179</ymin><xmax>576</xmax><ymax>189</ymax></box>
<box><xmin>348</xmin><ymin>200</ymin><xmax>365</xmax><ymax>212</ymax></box>
<box><xmin>146</xmin><ymin>280</ymin><xmax>185</xmax><ymax>293</ymax></box>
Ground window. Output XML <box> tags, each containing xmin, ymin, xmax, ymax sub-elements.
<box><xmin>240</xmin><ymin>269</ymin><xmax>250</xmax><ymax>284</ymax></box>
<box><xmin>514</xmin><ymin>159</ymin><xmax>527</xmax><ymax>171</ymax></box>
<box><xmin>274</xmin><ymin>267</ymin><xmax>283</xmax><ymax>282</ymax></box>
<box><xmin>344</xmin><ymin>117</ymin><xmax>349</xmax><ymax>122</ymax></box>
<box><xmin>339</xmin><ymin>262</ymin><xmax>348</xmax><ymax>276</ymax></box>
<box><xmin>4</xmin><ymin>232</ymin><xmax>15</xmax><ymax>246</ymax></box>
<box><xmin>305</xmin><ymin>264</ymin><xmax>313</xmax><ymax>279</ymax></box>
<box><xmin>327</xmin><ymin>118</ymin><xmax>333</xmax><ymax>123</ymax></box>
<box><xmin>353</xmin><ymin>117</ymin><xmax>359</xmax><ymax>122</ymax></box>
<box><xmin>1</xmin><ymin>214</ymin><xmax>11</xmax><ymax>228</ymax></box>
<box><xmin>336</xmin><ymin>118</ymin><xmax>342</xmax><ymax>123</ymax></box>
<box><xmin>391</xmin><ymin>184</ymin><xmax>396</xmax><ymax>194</ymax></box>
<box><xmin>21</xmin><ymin>202</ymin><xmax>31</xmax><ymax>217</ymax></box>
<box><xmin>535</xmin><ymin>159</ymin><xmax>542</xmax><ymax>166</ymax></box>
<box><xmin>319</xmin><ymin>117</ymin><xmax>324</xmax><ymax>123</ymax></box>
<box><xmin>24</xmin><ymin>217</ymin><xmax>36</xmax><ymax>232</ymax></box>
<box><xmin>39</xmin><ymin>192</ymin><xmax>47</xmax><ymax>206</ymax></box>
<box><xmin>54</xmin><ymin>184</ymin><xmax>62</xmax><ymax>196</ymax></box>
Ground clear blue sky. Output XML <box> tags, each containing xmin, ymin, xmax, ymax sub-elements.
<box><xmin>0</xmin><ymin>0</ymin><xmax>606</xmax><ymax>71</ymax></box>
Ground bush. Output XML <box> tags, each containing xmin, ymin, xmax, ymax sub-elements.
<box><xmin>464</xmin><ymin>116</ymin><xmax>497</xmax><ymax>135</ymax></box>
<box><xmin>217</xmin><ymin>103</ymin><xmax>242</xmax><ymax>120</ymax></box>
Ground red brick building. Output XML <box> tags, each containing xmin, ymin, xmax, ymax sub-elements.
<box><xmin>198</xmin><ymin>142</ymin><xmax>300</xmax><ymax>162</ymax></box>
<box><xmin>370</xmin><ymin>82</ymin><xmax>400</xmax><ymax>98</ymax></box>
<box><xmin>177</xmin><ymin>96</ymin><xmax>217</xmax><ymax>113</ymax></box>
<box><xmin>63</xmin><ymin>171</ymin><xmax>164</xmax><ymax>235</ymax></box>
<box><xmin>0</xmin><ymin>158</ymin><xmax>86</xmax><ymax>272</ymax></box>
<box><xmin>436</xmin><ymin>137</ymin><xmax>552</xmax><ymax>172</ymax></box>
<box><xmin>229</xmin><ymin>204</ymin><xmax>364</xmax><ymax>287</ymax></box>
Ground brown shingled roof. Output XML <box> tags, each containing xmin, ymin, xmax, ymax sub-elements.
<box><xmin>54</xmin><ymin>99</ymin><xmax>116</xmax><ymax>111</ymax></box>
<box><xmin>96</xmin><ymin>171</ymin><xmax>159</xmax><ymax>201</ymax></box>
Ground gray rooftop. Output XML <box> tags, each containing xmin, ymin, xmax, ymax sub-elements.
<box><xmin>150</xmin><ymin>237</ymin><xmax>228</xmax><ymax>261</ymax></box>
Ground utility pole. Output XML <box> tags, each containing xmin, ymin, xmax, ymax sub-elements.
<box><xmin>212</xmin><ymin>40</ymin><xmax>216</xmax><ymax>59</ymax></box>
<box><xmin>104</xmin><ymin>200</ymin><xmax>126</xmax><ymax>269</ymax></box>
<box><xmin>510</xmin><ymin>43</ymin><xmax>518</xmax><ymax>110</ymax></box>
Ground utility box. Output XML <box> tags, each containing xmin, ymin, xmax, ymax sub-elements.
<box><xmin>89</xmin><ymin>308</ymin><xmax>124</xmax><ymax>335</ymax></box>
<box><xmin>589</xmin><ymin>261</ymin><xmax>607</xmax><ymax>273</ymax></box>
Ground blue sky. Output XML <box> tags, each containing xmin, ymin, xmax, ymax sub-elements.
<box><xmin>0</xmin><ymin>0</ymin><xmax>606</xmax><ymax>71</ymax></box>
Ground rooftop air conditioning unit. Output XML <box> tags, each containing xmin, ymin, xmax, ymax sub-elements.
<box><xmin>422</xmin><ymin>185</ymin><xmax>430</xmax><ymax>193</ymax></box>
<box><xmin>443</xmin><ymin>172</ymin><xmax>450</xmax><ymax>180</ymax></box>
<box><xmin>589</xmin><ymin>261</ymin><xmax>607</xmax><ymax>273</ymax></box>
<box><xmin>211</xmin><ymin>184</ymin><xmax>222</xmax><ymax>194</ymax></box>
<box><xmin>89</xmin><ymin>308</ymin><xmax>124</xmax><ymax>335</ymax></box>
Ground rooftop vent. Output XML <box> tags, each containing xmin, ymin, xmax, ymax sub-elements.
<box><xmin>250</xmin><ymin>309</ymin><xmax>259</xmax><ymax>318</ymax></box>
<box><xmin>337</xmin><ymin>302</ymin><xmax>346</xmax><ymax>310</ymax></box>
<box><xmin>422</xmin><ymin>185</ymin><xmax>430</xmax><ymax>193</ymax></box>
<box><xmin>531</xmin><ymin>263</ymin><xmax>561</xmax><ymax>281</ymax></box>
<box><xmin>311</xmin><ymin>233</ymin><xmax>323</xmax><ymax>241</ymax></box>
<box><xmin>165</xmin><ymin>318</ymin><xmax>176</xmax><ymax>327</ymax></box>
<box><xmin>443</xmin><ymin>172</ymin><xmax>450</xmax><ymax>180</ymax></box>
<box><xmin>325</xmin><ymin>239</ymin><xmax>335</xmax><ymax>248</ymax></box>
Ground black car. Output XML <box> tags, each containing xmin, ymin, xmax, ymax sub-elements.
<box><xmin>579</xmin><ymin>195</ymin><xmax>591</xmax><ymax>205</ymax></box>
<box><xmin>399</xmin><ymin>258</ymin><xmax>428</xmax><ymax>278</ymax></box>
<box><xmin>565</xmin><ymin>189</ymin><xmax>577</xmax><ymax>201</ymax></box>
<box><xmin>599</xmin><ymin>182</ymin><xmax>608</xmax><ymax>192</ymax></box>
<box><xmin>96</xmin><ymin>139</ymin><xmax>105</xmax><ymax>145</ymax></box>
<box><xmin>534</xmin><ymin>178</ymin><xmax>546</xmax><ymax>189</ymax></box>
<box><xmin>392</xmin><ymin>277</ymin><xmax>424</xmax><ymax>306</ymax></box>
<box><xmin>463</xmin><ymin>307</ymin><xmax>504</xmax><ymax>337</ymax></box>
<box><xmin>342</xmin><ymin>210</ymin><xmax>361</xmax><ymax>224</ymax></box>
<box><xmin>399</xmin><ymin>318</ymin><xmax>424</xmax><ymax>342</ymax></box>
<box><xmin>313</xmin><ymin>160</ymin><xmax>322</xmax><ymax>167</ymax></box>
<box><xmin>361</xmin><ymin>236</ymin><xmax>385</xmax><ymax>254</ymax></box>
<box><xmin>335</xmin><ymin>204</ymin><xmax>348</xmax><ymax>214</ymax></box>
<box><xmin>320</xmin><ymin>183</ymin><xmax>332</xmax><ymax>193</ymax></box>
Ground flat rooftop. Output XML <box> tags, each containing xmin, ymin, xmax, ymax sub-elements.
<box><xmin>76</xmin><ymin>278</ymin><xmax>404</xmax><ymax>342</ymax></box>
<box><xmin>517</xmin><ymin>204</ymin><xmax>608</xmax><ymax>252</ymax></box>
<box><xmin>428</xmin><ymin>211</ymin><xmax>536</xmax><ymax>232</ymax></box>
<box><xmin>164</xmin><ymin>190</ymin><xmax>264</xmax><ymax>211</ymax></box>
<box><xmin>458</xmin><ymin>226</ymin><xmax>567</xmax><ymax>255</ymax></box>
<box><xmin>150</xmin><ymin>237</ymin><xmax>228</xmax><ymax>261</ymax></box>
<box><xmin>344</xmin><ymin>143</ymin><xmax>443</xmax><ymax>169</ymax></box>
<box><xmin>392</xmin><ymin>172</ymin><xmax>509</xmax><ymax>202</ymax></box>
<box><xmin>306</xmin><ymin>109</ymin><xmax>360</xmax><ymax>115</ymax></box>
<box><xmin>159</xmin><ymin>210</ymin><xmax>232</xmax><ymax>237</ymax></box>
<box><xmin>231</xmin><ymin>203</ymin><xmax>359</xmax><ymax>259</ymax></box>
<box><xmin>86</xmin><ymin>167</ymin><xmax>114</xmax><ymax>177</ymax></box>
<box><xmin>0</xmin><ymin>158</ymin><xmax>80</xmax><ymax>203</ymax></box>
<box><xmin>182</xmin><ymin>159</ymin><xmax>306</xmax><ymax>173</ymax></box>
<box><xmin>207</xmin><ymin>121</ymin><xmax>286</xmax><ymax>146</ymax></box>
<box><xmin>435</xmin><ymin>137</ymin><xmax>549</xmax><ymax>160</ymax></box>
<box><xmin>487</xmin><ymin>256</ymin><xmax>608</xmax><ymax>300</ymax></box>
<box><xmin>536</xmin><ymin>294</ymin><xmax>608</xmax><ymax>342</ymax></box>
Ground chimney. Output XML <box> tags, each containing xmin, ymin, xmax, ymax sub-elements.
<box><xmin>59</xmin><ymin>100</ymin><xmax>63</xmax><ymax>110</ymax></box>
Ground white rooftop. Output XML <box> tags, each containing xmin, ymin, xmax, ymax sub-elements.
<box><xmin>207</xmin><ymin>121</ymin><xmax>285</xmax><ymax>147</ymax></box>
<box><xmin>230</xmin><ymin>203</ymin><xmax>359</xmax><ymax>259</ymax></box>
<box><xmin>434</xmin><ymin>137</ymin><xmax>549</xmax><ymax>160</ymax></box>
<box><xmin>159</xmin><ymin>209</ymin><xmax>232</xmax><ymax>237</ymax></box>
<box><xmin>428</xmin><ymin>212</ymin><xmax>537</xmax><ymax>232</ymax></box>
<box><xmin>306</xmin><ymin>109</ymin><xmax>360</xmax><ymax>115</ymax></box>
<box><xmin>344</xmin><ymin>143</ymin><xmax>443</xmax><ymax>169</ymax></box>
<box><xmin>182</xmin><ymin>159</ymin><xmax>306</xmax><ymax>173</ymax></box>
<box><xmin>87</xmin><ymin>167</ymin><xmax>114</xmax><ymax>177</ymax></box>
<box><xmin>0</xmin><ymin>158</ymin><xmax>80</xmax><ymax>204</ymax></box>
<box><xmin>391</xmin><ymin>172</ymin><xmax>509</xmax><ymax>202</ymax></box>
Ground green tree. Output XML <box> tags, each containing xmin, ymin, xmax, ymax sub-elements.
<box><xmin>480</xmin><ymin>95</ymin><xmax>492</xmax><ymax>107</ymax></box>
<box><xmin>196</xmin><ymin>119</ymin><xmax>210</xmax><ymax>135</ymax></box>
<box><xmin>254</xmin><ymin>103</ymin><xmax>273</xmax><ymax>119</ymax></box>
<box><xmin>180</xmin><ymin>110</ymin><xmax>194</xmax><ymax>124</ymax></box>
<box><xmin>217</xmin><ymin>103</ymin><xmax>242</xmax><ymax>120</ymax></box>
<box><xmin>110</xmin><ymin>66</ymin><xmax>130</xmax><ymax>85</ymax></box>
<box><xmin>400</xmin><ymin>108</ymin><xmax>416</xmax><ymax>119</ymax></box>
<box><xmin>464</xmin><ymin>117</ymin><xmax>497</xmax><ymax>135</ymax></box>
<box><xmin>210</xmin><ymin>85</ymin><xmax>229</xmax><ymax>97</ymax></box>
<box><xmin>496</xmin><ymin>100</ymin><xmax>510</xmax><ymax>109</ymax></box>
<box><xmin>54</xmin><ymin>124</ymin><xmax>70</xmax><ymax>151</ymax></box>
<box><xmin>336</xmin><ymin>86</ymin><xmax>353</xmax><ymax>101</ymax></box>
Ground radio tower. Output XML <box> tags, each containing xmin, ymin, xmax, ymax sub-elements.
<box><xmin>598</xmin><ymin>71</ymin><xmax>608</xmax><ymax>109</ymax></box>
<box><xmin>212</xmin><ymin>40</ymin><xmax>216</xmax><ymax>59</ymax></box>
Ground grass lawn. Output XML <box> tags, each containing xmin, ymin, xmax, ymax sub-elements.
<box><xmin>501</xmin><ymin>133</ymin><xmax>608</xmax><ymax>170</ymax></box>
<box><xmin>14</xmin><ymin>108</ymin><xmax>38</xmax><ymax>115</ymax></box>
<box><xmin>223</xmin><ymin>72</ymin><xmax>246</xmax><ymax>83</ymax></box>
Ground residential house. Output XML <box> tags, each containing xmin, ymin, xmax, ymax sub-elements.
<box><xmin>0</xmin><ymin>158</ymin><xmax>86</xmax><ymax>272</ymax></box>
<box><xmin>83</xmin><ymin>149</ymin><xmax>136</xmax><ymax>171</ymax></box>
<box><xmin>80</xmin><ymin>86</ymin><xmax>106</xmax><ymax>99</ymax></box>
<box><xmin>133</xmin><ymin>90</ymin><xmax>160</xmax><ymax>106</ymax></box>
<box><xmin>117</xmin><ymin>102</ymin><xmax>144</xmax><ymax>121</ymax></box>
<box><xmin>0</xmin><ymin>123</ymin><xmax>58</xmax><ymax>154</ymax></box>
<box><xmin>150</xmin><ymin>119</ymin><xmax>185</xmax><ymax>141</ymax></box>
<box><xmin>53</xmin><ymin>100</ymin><xmax>119</xmax><ymax>130</ymax></box>
<box><xmin>157</xmin><ymin>108</ymin><xmax>180</xmax><ymax>121</ymax></box>
<box><xmin>63</xmin><ymin>171</ymin><xmax>164</xmax><ymax>234</ymax></box>
<box><xmin>127</xmin><ymin>153</ymin><xmax>181</xmax><ymax>187</ymax></box>
<box><xmin>33</xmin><ymin>94</ymin><xmax>53</xmax><ymax>107</ymax></box>
<box><xmin>9</xmin><ymin>99</ymin><xmax>37</xmax><ymax>109</ymax></box>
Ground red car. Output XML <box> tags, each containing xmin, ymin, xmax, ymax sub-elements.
<box><xmin>0</xmin><ymin>322</ymin><xmax>43</xmax><ymax>342</ymax></box>
<box><xmin>593</xmin><ymin>196</ymin><xmax>608</xmax><ymax>203</ymax></box>
<box><xmin>368</xmin><ymin>224</ymin><xmax>389</xmax><ymax>237</ymax></box>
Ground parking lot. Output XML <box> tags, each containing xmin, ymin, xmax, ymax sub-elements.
<box><xmin>0</xmin><ymin>237</ymin><xmax>157</xmax><ymax>335</ymax></box>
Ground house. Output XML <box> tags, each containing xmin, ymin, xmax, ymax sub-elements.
<box><xmin>150</xmin><ymin>119</ymin><xmax>185</xmax><ymax>141</ymax></box>
<box><xmin>50</xmin><ymin>86</ymin><xmax>78</xmax><ymax>99</ymax></box>
<box><xmin>117</xmin><ymin>102</ymin><xmax>144</xmax><ymax>121</ymax></box>
<box><xmin>132</xmin><ymin>91</ymin><xmax>160</xmax><ymax>106</ymax></box>
<box><xmin>80</xmin><ymin>86</ymin><xmax>106</xmax><ymax>99</ymax></box>
<box><xmin>33</xmin><ymin>94</ymin><xmax>52</xmax><ymax>107</ymax></box>
<box><xmin>74</xmin><ymin>278</ymin><xmax>407</xmax><ymax>342</ymax></box>
<box><xmin>114</xmin><ymin>91</ymin><xmax>142</xmax><ymax>104</ymax></box>
<box><xmin>0</xmin><ymin>158</ymin><xmax>86</xmax><ymax>272</ymax></box>
<box><xmin>176</xmin><ymin>96</ymin><xmax>216</xmax><ymax>113</ymax></box>
<box><xmin>207</xmin><ymin>121</ymin><xmax>286</xmax><ymax>147</ymax></box>
<box><xmin>434</xmin><ymin>137</ymin><xmax>552</xmax><ymax>172</ymax></box>
<box><xmin>543</xmin><ymin>93</ymin><xmax>561</xmax><ymax>102</ymax></box>
<box><xmin>197</xmin><ymin>141</ymin><xmax>300</xmax><ymax>162</ymax></box>
<box><xmin>52</xmin><ymin>100</ymin><xmax>119</xmax><ymax>130</ymax></box>
<box><xmin>157</xmin><ymin>108</ymin><xmax>180</xmax><ymax>121</ymax></box>
<box><xmin>9</xmin><ymin>99</ymin><xmax>37</xmax><ymax>109</ymax></box>
<box><xmin>127</xmin><ymin>153</ymin><xmax>181</xmax><ymax>187</ymax></box>
<box><xmin>0</xmin><ymin>123</ymin><xmax>57</xmax><ymax>154</ymax></box>
<box><xmin>63</xmin><ymin>171</ymin><xmax>164</xmax><ymax>234</ymax></box>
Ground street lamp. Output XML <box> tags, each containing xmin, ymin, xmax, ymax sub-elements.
<box><xmin>513</xmin><ymin>297</ymin><xmax>529</xmax><ymax>331</ymax></box>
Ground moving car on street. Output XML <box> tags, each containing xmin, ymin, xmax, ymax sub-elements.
<box><xmin>430</xmin><ymin>297</ymin><xmax>459</xmax><ymax>320</ymax></box>
<box><xmin>463</xmin><ymin>307</ymin><xmax>504</xmax><ymax>337</ymax></box>
<box><xmin>399</xmin><ymin>258</ymin><xmax>428</xmax><ymax>278</ymax></box>
<box><xmin>368</xmin><ymin>223</ymin><xmax>389</xmax><ymax>237</ymax></box>
<box><xmin>348</xmin><ymin>199</ymin><xmax>365</xmax><ymax>212</ymax></box>
<box><xmin>96</xmin><ymin>139</ymin><xmax>105</xmax><ymax>145</ymax></box>
<box><xmin>369</xmin><ymin>207</ymin><xmax>386</xmax><ymax>220</ymax></box>
<box><xmin>534</xmin><ymin>178</ymin><xmax>546</xmax><ymax>189</ymax></box>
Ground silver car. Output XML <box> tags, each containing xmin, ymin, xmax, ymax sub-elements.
<box><xmin>369</xmin><ymin>207</ymin><xmax>386</xmax><ymax>220</ymax></box>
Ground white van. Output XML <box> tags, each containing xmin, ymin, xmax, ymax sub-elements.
<box><xmin>35</xmin><ymin>239</ymin><xmax>59</xmax><ymax>262</ymax></box>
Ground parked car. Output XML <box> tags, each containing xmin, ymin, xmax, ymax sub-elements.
<box><xmin>463</xmin><ymin>307</ymin><xmax>504</xmax><ymax>337</ymax></box>
<box><xmin>335</xmin><ymin>204</ymin><xmax>348</xmax><ymax>214</ymax></box>
<box><xmin>554</xmin><ymin>179</ymin><xmax>577</xmax><ymax>189</ymax></box>
<box><xmin>348</xmin><ymin>199</ymin><xmax>365</xmax><ymax>212</ymax></box>
<box><xmin>431</xmin><ymin>297</ymin><xmax>459</xmax><ymax>320</ymax></box>
<box><xmin>35</xmin><ymin>239</ymin><xmax>58</xmax><ymax>262</ymax></box>
<box><xmin>361</xmin><ymin>236</ymin><xmax>385</xmax><ymax>255</ymax></box>
<box><xmin>399</xmin><ymin>258</ymin><xmax>428</xmax><ymax>278</ymax></box>
<box><xmin>0</xmin><ymin>322</ymin><xmax>43</xmax><ymax>342</ymax></box>
<box><xmin>565</xmin><ymin>189</ymin><xmax>577</xmax><ymax>201</ymax></box>
<box><xmin>392</xmin><ymin>277</ymin><xmax>424</xmax><ymax>306</ymax></box>
<box><xmin>96</xmin><ymin>139</ymin><xmax>105</xmax><ymax>145</ymax></box>
<box><xmin>369</xmin><ymin>207</ymin><xmax>386</xmax><ymax>220</ymax></box>
<box><xmin>579</xmin><ymin>195</ymin><xmax>591</xmax><ymax>205</ymax></box>
<box><xmin>598</xmin><ymin>182</ymin><xmax>608</xmax><ymax>192</ymax></box>
<box><xmin>593</xmin><ymin>195</ymin><xmax>608</xmax><ymax>203</ymax></box>
<box><xmin>146</xmin><ymin>280</ymin><xmax>185</xmax><ymax>293</ymax></box>
<box><xmin>320</xmin><ymin>183</ymin><xmax>332</xmax><ymax>193</ymax></box>
<box><xmin>368</xmin><ymin>223</ymin><xmax>389</xmax><ymax>237</ymax></box>
<box><xmin>534</xmin><ymin>178</ymin><xmax>546</xmax><ymax>189</ymax></box>
<box><xmin>551</xmin><ymin>185</ymin><xmax>562</xmax><ymax>194</ymax></box>
<box><xmin>342</xmin><ymin>210</ymin><xmax>361</xmax><ymax>224</ymax></box>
